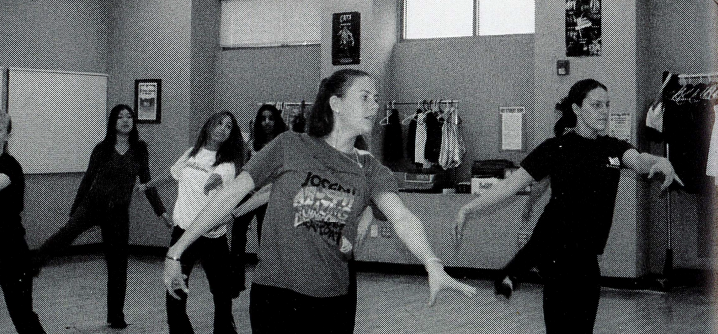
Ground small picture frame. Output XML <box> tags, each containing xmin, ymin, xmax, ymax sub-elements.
<box><xmin>134</xmin><ymin>79</ymin><xmax>161</xmax><ymax>124</ymax></box>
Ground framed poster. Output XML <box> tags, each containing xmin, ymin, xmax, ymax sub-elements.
<box><xmin>134</xmin><ymin>79</ymin><xmax>161</xmax><ymax>124</ymax></box>
<box><xmin>565</xmin><ymin>0</ymin><xmax>602</xmax><ymax>57</ymax></box>
<box><xmin>332</xmin><ymin>12</ymin><xmax>360</xmax><ymax>65</ymax></box>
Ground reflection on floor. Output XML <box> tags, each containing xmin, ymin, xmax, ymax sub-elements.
<box><xmin>0</xmin><ymin>254</ymin><xmax>712</xmax><ymax>333</ymax></box>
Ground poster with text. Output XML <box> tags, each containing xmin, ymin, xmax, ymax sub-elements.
<box><xmin>566</xmin><ymin>0</ymin><xmax>601</xmax><ymax>57</ymax></box>
<box><xmin>134</xmin><ymin>79</ymin><xmax>161</xmax><ymax>124</ymax></box>
<box><xmin>332</xmin><ymin>12</ymin><xmax>360</xmax><ymax>65</ymax></box>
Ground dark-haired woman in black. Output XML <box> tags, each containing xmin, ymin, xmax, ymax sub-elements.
<box><xmin>455</xmin><ymin>79</ymin><xmax>683</xmax><ymax>333</ymax></box>
<box><xmin>35</xmin><ymin>104</ymin><xmax>169</xmax><ymax>329</ymax></box>
<box><xmin>228</xmin><ymin>104</ymin><xmax>287</xmax><ymax>298</ymax></box>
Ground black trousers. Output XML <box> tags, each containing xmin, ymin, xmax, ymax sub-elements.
<box><xmin>249</xmin><ymin>283</ymin><xmax>353</xmax><ymax>334</ymax></box>
<box><xmin>229</xmin><ymin>203</ymin><xmax>266</xmax><ymax>295</ymax></box>
<box><xmin>166</xmin><ymin>227</ymin><xmax>237</xmax><ymax>334</ymax></box>
<box><xmin>36</xmin><ymin>202</ymin><xmax>130</xmax><ymax>323</ymax></box>
<box><xmin>1</xmin><ymin>234</ymin><xmax>46</xmax><ymax>334</ymax></box>
<box><xmin>504</xmin><ymin>233</ymin><xmax>601</xmax><ymax>334</ymax></box>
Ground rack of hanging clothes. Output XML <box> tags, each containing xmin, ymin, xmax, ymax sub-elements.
<box><xmin>378</xmin><ymin>99</ymin><xmax>465</xmax><ymax>171</ymax></box>
<box><xmin>646</xmin><ymin>71</ymin><xmax>718</xmax><ymax>289</ymax></box>
<box><xmin>254</xmin><ymin>100</ymin><xmax>312</xmax><ymax>133</ymax></box>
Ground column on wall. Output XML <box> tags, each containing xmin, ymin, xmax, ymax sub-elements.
<box><xmin>532</xmin><ymin>0</ymin><xmax>642</xmax><ymax>278</ymax></box>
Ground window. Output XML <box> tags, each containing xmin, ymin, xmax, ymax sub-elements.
<box><xmin>403</xmin><ymin>0</ymin><xmax>535</xmax><ymax>39</ymax></box>
<box><xmin>220</xmin><ymin>0</ymin><xmax>321</xmax><ymax>48</ymax></box>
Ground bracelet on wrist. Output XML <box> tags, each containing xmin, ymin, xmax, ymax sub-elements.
<box><xmin>165</xmin><ymin>255</ymin><xmax>181</xmax><ymax>262</ymax></box>
<box><xmin>424</xmin><ymin>257</ymin><xmax>443</xmax><ymax>270</ymax></box>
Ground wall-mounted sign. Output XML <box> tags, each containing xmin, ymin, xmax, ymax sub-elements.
<box><xmin>332</xmin><ymin>12</ymin><xmax>361</xmax><ymax>65</ymax></box>
<box><xmin>566</xmin><ymin>0</ymin><xmax>602</xmax><ymax>57</ymax></box>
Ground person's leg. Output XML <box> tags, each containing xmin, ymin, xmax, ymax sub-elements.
<box><xmin>249</xmin><ymin>283</ymin><xmax>297</xmax><ymax>334</ymax></box>
<box><xmin>1</xmin><ymin>237</ymin><xmax>47</xmax><ymax>334</ymax></box>
<box><xmin>200</xmin><ymin>235</ymin><xmax>237</xmax><ymax>334</ymax></box>
<box><xmin>100</xmin><ymin>209</ymin><xmax>130</xmax><ymax>328</ymax></box>
<box><xmin>293</xmin><ymin>289</ymin><xmax>353</xmax><ymax>334</ymax></box>
<box><xmin>34</xmin><ymin>204</ymin><xmax>97</xmax><ymax>269</ymax></box>
<box><xmin>541</xmin><ymin>253</ymin><xmax>600</xmax><ymax>334</ymax></box>
<box><xmin>229</xmin><ymin>209</ymin><xmax>253</xmax><ymax>298</ymax></box>
<box><xmin>166</xmin><ymin>227</ymin><xmax>200</xmax><ymax>334</ymax></box>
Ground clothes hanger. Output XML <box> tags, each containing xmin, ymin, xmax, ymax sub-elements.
<box><xmin>379</xmin><ymin>102</ymin><xmax>392</xmax><ymax>125</ymax></box>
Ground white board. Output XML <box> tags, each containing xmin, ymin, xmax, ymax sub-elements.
<box><xmin>7</xmin><ymin>68</ymin><xmax>107</xmax><ymax>173</ymax></box>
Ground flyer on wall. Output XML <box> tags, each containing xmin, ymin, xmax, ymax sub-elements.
<box><xmin>565</xmin><ymin>0</ymin><xmax>602</xmax><ymax>57</ymax></box>
<box><xmin>332</xmin><ymin>12</ymin><xmax>360</xmax><ymax>65</ymax></box>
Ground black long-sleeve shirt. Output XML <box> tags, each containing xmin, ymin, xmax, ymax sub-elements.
<box><xmin>71</xmin><ymin>141</ymin><xmax>165</xmax><ymax>216</ymax></box>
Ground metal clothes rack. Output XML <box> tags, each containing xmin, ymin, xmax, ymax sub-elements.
<box><xmin>656</xmin><ymin>71</ymin><xmax>718</xmax><ymax>290</ymax></box>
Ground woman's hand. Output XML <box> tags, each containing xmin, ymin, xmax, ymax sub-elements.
<box><xmin>426</xmin><ymin>260</ymin><xmax>477</xmax><ymax>306</ymax></box>
<box><xmin>160</xmin><ymin>213</ymin><xmax>173</xmax><ymax>228</ymax></box>
<box><xmin>163</xmin><ymin>256</ymin><xmax>188</xmax><ymax>300</ymax></box>
<box><xmin>204</xmin><ymin>173</ymin><xmax>223</xmax><ymax>195</ymax></box>
<box><xmin>649</xmin><ymin>158</ymin><xmax>684</xmax><ymax>191</ymax></box>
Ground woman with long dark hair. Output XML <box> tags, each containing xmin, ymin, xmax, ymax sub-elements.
<box><xmin>34</xmin><ymin>104</ymin><xmax>169</xmax><ymax>329</ymax></box>
<box><xmin>454</xmin><ymin>79</ymin><xmax>683</xmax><ymax>333</ymax></box>
<box><xmin>229</xmin><ymin>104</ymin><xmax>286</xmax><ymax>297</ymax></box>
<box><xmin>145</xmin><ymin>110</ymin><xmax>244</xmax><ymax>333</ymax></box>
<box><xmin>164</xmin><ymin>69</ymin><xmax>476</xmax><ymax>333</ymax></box>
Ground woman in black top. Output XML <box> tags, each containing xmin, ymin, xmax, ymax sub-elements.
<box><xmin>0</xmin><ymin>113</ymin><xmax>47</xmax><ymax>334</ymax></box>
<box><xmin>35</xmin><ymin>104</ymin><xmax>169</xmax><ymax>329</ymax></box>
<box><xmin>229</xmin><ymin>104</ymin><xmax>287</xmax><ymax>298</ymax></box>
<box><xmin>454</xmin><ymin>79</ymin><xmax>683</xmax><ymax>333</ymax></box>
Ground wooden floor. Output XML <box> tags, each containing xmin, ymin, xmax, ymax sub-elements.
<box><xmin>0</xmin><ymin>254</ymin><xmax>713</xmax><ymax>333</ymax></box>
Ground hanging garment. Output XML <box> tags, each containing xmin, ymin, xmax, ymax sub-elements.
<box><xmin>382</xmin><ymin>109</ymin><xmax>403</xmax><ymax>163</ymax></box>
<box><xmin>406</xmin><ymin>112</ymin><xmax>418</xmax><ymax>163</ymax></box>
<box><xmin>663</xmin><ymin>79</ymin><xmax>716</xmax><ymax>194</ymax></box>
<box><xmin>439</xmin><ymin>107</ymin><xmax>465</xmax><ymax>169</ymax></box>
<box><xmin>706</xmin><ymin>105</ymin><xmax>718</xmax><ymax>185</ymax></box>
<box><xmin>414</xmin><ymin>111</ymin><xmax>428</xmax><ymax>165</ymax></box>
<box><xmin>424</xmin><ymin>111</ymin><xmax>443</xmax><ymax>163</ymax></box>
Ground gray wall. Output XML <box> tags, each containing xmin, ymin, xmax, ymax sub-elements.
<box><xmin>107</xmin><ymin>0</ymin><xmax>192</xmax><ymax>247</ymax></box>
<box><xmin>0</xmin><ymin>0</ymin><xmax>111</xmax><ymax>248</ymax></box>
<box><xmin>387</xmin><ymin>35</ymin><xmax>535</xmax><ymax>179</ymax></box>
<box><xmin>214</xmin><ymin>45</ymin><xmax>322</xmax><ymax>134</ymax></box>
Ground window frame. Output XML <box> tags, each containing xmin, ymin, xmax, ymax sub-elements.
<box><xmin>400</xmin><ymin>0</ymin><xmax>534</xmax><ymax>41</ymax></box>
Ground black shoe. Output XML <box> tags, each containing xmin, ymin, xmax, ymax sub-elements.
<box><xmin>494</xmin><ymin>275</ymin><xmax>515</xmax><ymax>299</ymax></box>
<box><xmin>108</xmin><ymin>319</ymin><xmax>128</xmax><ymax>329</ymax></box>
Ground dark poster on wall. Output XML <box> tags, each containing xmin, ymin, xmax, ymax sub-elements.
<box><xmin>332</xmin><ymin>12</ymin><xmax>360</xmax><ymax>65</ymax></box>
<box><xmin>565</xmin><ymin>0</ymin><xmax>602</xmax><ymax>57</ymax></box>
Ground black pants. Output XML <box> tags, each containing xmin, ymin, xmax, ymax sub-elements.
<box><xmin>229</xmin><ymin>203</ymin><xmax>266</xmax><ymax>295</ymax></box>
<box><xmin>166</xmin><ymin>227</ymin><xmax>237</xmax><ymax>334</ymax></box>
<box><xmin>505</xmin><ymin>234</ymin><xmax>601</xmax><ymax>334</ymax></box>
<box><xmin>249</xmin><ymin>283</ymin><xmax>353</xmax><ymax>334</ymax></box>
<box><xmin>36</xmin><ymin>202</ymin><xmax>130</xmax><ymax>323</ymax></box>
<box><xmin>539</xmin><ymin>254</ymin><xmax>601</xmax><ymax>333</ymax></box>
<box><xmin>1</xmin><ymin>234</ymin><xmax>46</xmax><ymax>334</ymax></box>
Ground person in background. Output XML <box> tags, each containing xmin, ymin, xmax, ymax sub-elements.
<box><xmin>34</xmin><ymin>104</ymin><xmax>170</xmax><ymax>329</ymax></box>
<box><xmin>0</xmin><ymin>112</ymin><xmax>47</xmax><ymax>334</ymax></box>
<box><xmin>164</xmin><ymin>69</ymin><xmax>476</xmax><ymax>333</ymax></box>
<box><xmin>454</xmin><ymin>79</ymin><xmax>683</xmax><ymax>333</ymax></box>
<box><xmin>142</xmin><ymin>110</ymin><xmax>244</xmax><ymax>333</ymax></box>
<box><xmin>229</xmin><ymin>104</ymin><xmax>286</xmax><ymax>298</ymax></box>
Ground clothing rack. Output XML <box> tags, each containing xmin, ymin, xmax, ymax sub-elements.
<box><xmin>657</xmin><ymin>71</ymin><xmax>718</xmax><ymax>290</ymax></box>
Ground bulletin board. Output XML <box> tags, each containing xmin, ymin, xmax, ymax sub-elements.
<box><xmin>7</xmin><ymin>68</ymin><xmax>108</xmax><ymax>174</ymax></box>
